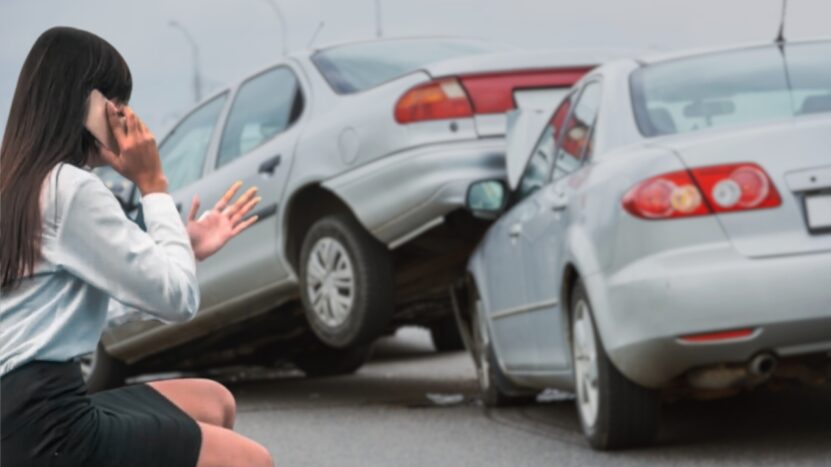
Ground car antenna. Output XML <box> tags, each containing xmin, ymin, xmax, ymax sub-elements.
<box><xmin>307</xmin><ymin>21</ymin><xmax>325</xmax><ymax>49</ymax></box>
<box><xmin>775</xmin><ymin>0</ymin><xmax>788</xmax><ymax>44</ymax></box>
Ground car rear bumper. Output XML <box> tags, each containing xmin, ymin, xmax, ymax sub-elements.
<box><xmin>322</xmin><ymin>139</ymin><xmax>505</xmax><ymax>246</ymax></box>
<box><xmin>594</xmin><ymin>244</ymin><xmax>831</xmax><ymax>388</ymax></box>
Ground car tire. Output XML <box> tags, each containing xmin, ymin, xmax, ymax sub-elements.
<box><xmin>570</xmin><ymin>280</ymin><xmax>660</xmax><ymax>450</ymax></box>
<box><xmin>292</xmin><ymin>344</ymin><xmax>373</xmax><ymax>378</ymax></box>
<box><xmin>471</xmin><ymin>295</ymin><xmax>536</xmax><ymax>407</ymax></box>
<box><xmin>299</xmin><ymin>213</ymin><xmax>395</xmax><ymax>349</ymax></box>
<box><xmin>429</xmin><ymin>315</ymin><xmax>465</xmax><ymax>352</ymax></box>
<box><xmin>81</xmin><ymin>341</ymin><xmax>130</xmax><ymax>393</ymax></box>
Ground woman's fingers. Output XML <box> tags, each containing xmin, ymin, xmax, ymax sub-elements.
<box><xmin>106</xmin><ymin>102</ymin><xmax>127</xmax><ymax>146</ymax></box>
<box><xmin>223</xmin><ymin>187</ymin><xmax>258</xmax><ymax>216</ymax></box>
<box><xmin>187</xmin><ymin>195</ymin><xmax>201</xmax><ymax>222</ymax></box>
<box><xmin>231</xmin><ymin>215</ymin><xmax>258</xmax><ymax>236</ymax></box>
<box><xmin>214</xmin><ymin>181</ymin><xmax>243</xmax><ymax>212</ymax></box>
<box><xmin>231</xmin><ymin>196</ymin><xmax>261</xmax><ymax>224</ymax></box>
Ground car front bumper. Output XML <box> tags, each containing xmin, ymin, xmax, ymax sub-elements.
<box><xmin>322</xmin><ymin>139</ymin><xmax>506</xmax><ymax>247</ymax></box>
<box><xmin>592</xmin><ymin>243</ymin><xmax>831</xmax><ymax>388</ymax></box>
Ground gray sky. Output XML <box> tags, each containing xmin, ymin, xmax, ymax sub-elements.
<box><xmin>1</xmin><ymin>0</ymin><xmax>830</xmax><ymax>136</ymax></box>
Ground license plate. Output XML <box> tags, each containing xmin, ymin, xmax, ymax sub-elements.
<box><xmin>805</xmin><ymin>193</ymin><xmax>831</xmax><ymax>233</ymax></box>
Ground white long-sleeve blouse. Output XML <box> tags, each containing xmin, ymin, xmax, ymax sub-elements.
<box><xmin>0</xmin><ymin>163</ymin><xmax>199</xmax><ymax>376</ymax></box>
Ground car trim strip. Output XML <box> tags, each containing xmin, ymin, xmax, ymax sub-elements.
<box><xmin>491</xmin><ymin>298</ymin><xmax>559</xmax><ymax>320</ymax></box>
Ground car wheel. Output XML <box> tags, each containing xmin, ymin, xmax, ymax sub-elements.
<box><xmin>471</xmin><ymin>296</ymin><xmax>536</xmax><ymax>406</ymax></box>
<box><xmin>299</xmin><ymin>213</ymin><xmax>395</xmax><ymax>348</ymax></box>
<box><xmin>81</xmin><ymin>341</ymin><xmax>130</xmax><ymax>393</ymax></box>
<box><xmin>429</xmin><ymin>314</ymin><xmax>465</xmax><ymax>352</ymax></box>
<box><xmin>570</xmin><ymin>280</ymin><xmax>660</xmax><ymax>450</ymax></box>
<box><xmin>292</xmin><ymin>344</ymin><xmax>373</xmax><ymax>377</ymax></box>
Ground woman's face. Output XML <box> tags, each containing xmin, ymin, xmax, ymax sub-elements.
<box><xmin>86</xmin><ymin>99</ymin><xmax>126</xmax><ymax>168</ymax></box>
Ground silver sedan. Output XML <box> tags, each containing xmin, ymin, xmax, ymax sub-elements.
<box><xmin>456</xmin><ymin>37</ymin><xmax>831</xmax><ymax>449</ymax></box>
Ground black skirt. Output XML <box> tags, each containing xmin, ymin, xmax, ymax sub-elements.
<box><xmin>1</xmin><ymin>360</ymin><xmax>202</xmax><ymax>467</ymax></box>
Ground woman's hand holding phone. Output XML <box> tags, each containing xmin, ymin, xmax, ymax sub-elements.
<box><xmin>98</xmin><ymin>102</ymin><xmax>168</xmax><ymax>196</ymax></box>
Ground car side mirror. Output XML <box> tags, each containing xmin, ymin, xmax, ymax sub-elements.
<box><xmin>466</xmin><ymin>179</ymin><xmax>508</xmax><ymax>220</ymax></box>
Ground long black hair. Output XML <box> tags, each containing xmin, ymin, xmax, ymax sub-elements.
<box><xmin>1</xmin><ymin>27</ymin><xmax>133</xmax><ymax>289</ymax></box>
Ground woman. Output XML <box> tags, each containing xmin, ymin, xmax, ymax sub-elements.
<box><xmin>1</xmin><ymin>27</ymin><xmax>273</xmax><ymax>466</ymax></box>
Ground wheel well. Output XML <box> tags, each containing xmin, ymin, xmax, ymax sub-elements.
<box><xmin>561</xmin><ymin>263</ymin><xmax>581</xmax><ymax>320</ymax></box>
<box><xmin>284</xmin><ymin>184</ymin><xmax>357</xmax><ymax>272</ymax></box>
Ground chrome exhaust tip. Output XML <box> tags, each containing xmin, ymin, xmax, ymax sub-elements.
<box><xmin>748</xmin><ymin>353</ymin><xmax>777</xmax><ymax>377</ymax></box>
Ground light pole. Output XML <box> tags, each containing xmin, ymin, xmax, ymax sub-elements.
<box><xmin>260</xmin><ymin>0</ymin><xmax>288</xmax><ymax>56</ymax></box>
<box><xmin>374</xmin><ymin>0</ymin><xmax>383</xmax><ymax>38</ymax></box>
<box><xmin>169</xmin><ymin>20</ymin><xmax>203</xmax><ymax>103</ymax></box>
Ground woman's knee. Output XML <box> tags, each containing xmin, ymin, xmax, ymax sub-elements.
<box><xmin>202</xmin><ymin>379</ymin><xmax>236</xmax><ymax>428</ymax></box>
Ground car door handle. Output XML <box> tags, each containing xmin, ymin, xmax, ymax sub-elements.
<box><xmin>550</xmin><ymin>191</ymin><xmax>568</xmax><ymax>212</ymax></box>
<box><xmin>258</xmin><ymin>154</ymin><xmax>282</xmax><ymax>176</ymax></box>
<box><xmin>509</xmin><ymin>223</ymin><xmax>522</xmax><ymax>238</ymax></box>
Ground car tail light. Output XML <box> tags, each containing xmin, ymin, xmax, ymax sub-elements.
<box><xmin>689</xmin><ymin>163</ymin><xmax>781</xmax><ymax>213</ymax></box>
<box><xmin>394</xmin><ymin>78</ymin><xmax>473</xmax><ymax>124</ymax></box>
<box><xmin>459</xmin><ymin>68</ymin><xmax>591</xmax><ymax>114</ymax></box>
<box><xmin>623</xmin><ymin>170</ymin><xmax>710</xmax><ymax>219</ymax></box>
<box><xmin>623</xmin><ymin>163</ymin><xmax>781</xmax><ymax>220</ymax></box>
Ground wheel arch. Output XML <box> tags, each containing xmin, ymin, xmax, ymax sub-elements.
<box><xmin>283</xmin><ymin>183</ymin><xmax>361</xmax><ymax>274</ymax></box>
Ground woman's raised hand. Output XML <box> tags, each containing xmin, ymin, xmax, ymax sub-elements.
<box><xmin>98</xmin><ymin>102</ymin><xmax>168</xmax><ymax>195</ymax></box>
<box><xmin>186</xmin><ymin>182</ymin><xmax>261</xmax><ymax>261</ymax></box>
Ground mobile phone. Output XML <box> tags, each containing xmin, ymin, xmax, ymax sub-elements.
<box><xmin>84</xmin><ymin>89</ymin><xmax>119</xmax><ymax>154</ymax></box>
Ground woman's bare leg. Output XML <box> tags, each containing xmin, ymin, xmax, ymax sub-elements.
<box><xmin>148</xmin><ymin>378</ymin><xmax>236</xmax><ymax>428</ymax></box>
<box><xmin>196</xmin><ymin>421</ymin><xmax>274</xmax><ymax>467</ymax></box>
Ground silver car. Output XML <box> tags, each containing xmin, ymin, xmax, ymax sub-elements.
<box><xmin>91</xmin><ymin>37</ymin><xmax>616</xmax><ymax>387</ymax></box>
<box><xmin>455</xmin><ymin>38</ymin><xmax>831</xmax><ymax>449</ymax></box>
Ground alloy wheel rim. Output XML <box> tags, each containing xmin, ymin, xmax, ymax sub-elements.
<box><xmin>306</xmin><ymin>237</ymin><xmax>355</xmax><ymax>328</ymax></box>
<box><xmin>572</xmin><ymin>299</ymin><xmax>600</xmax><ymax>428</ymax></box>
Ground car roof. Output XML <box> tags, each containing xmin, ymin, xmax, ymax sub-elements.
<box><xmin>634</xmin><ymin>36</ymin><xmax>831</xmax><ymax>65</ymax></box>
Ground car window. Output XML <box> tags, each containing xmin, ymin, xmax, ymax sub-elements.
<box><xmin>158</xmin><ymin>93</ymin><xmax>228</xmax><ymax>193</ymax></box>
<box><xmin>217</xmin><ymin>67</ymin><xmax>303</xmax><ymax>168</ymax></box>
<box><xmin>514</xmin><ymin>94</ymin><xmax>574</xmax><ymax>200</ymax></box>
<box><xmin>630</xmin><ymin>41</ymin><xmax>831</xmax><ymax>137</ymax></box>
<box><xmin>311</xmin><ymin>38</ymin><xmax>510</xmax><ymax>94</ymax></box>
<box><xmin>552</xmin><ymin>81</ymin><xmax>601</xmax><ymax>180</ymax></box>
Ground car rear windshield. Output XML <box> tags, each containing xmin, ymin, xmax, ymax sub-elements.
<box><xmin>630</xmin><ymin>41</ymin><xmax>831</xmax><ymax>137</ymax></box>
<box><xmin>311</xmin><ymin>39</ymin><xmax>503</xmax><ymax>94</ymax></box>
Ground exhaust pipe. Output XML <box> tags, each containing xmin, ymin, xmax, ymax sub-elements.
<box><xmin>748</xmin><ymin>353</ymin><xmax>777</xmax><ymax>377</ymax></box>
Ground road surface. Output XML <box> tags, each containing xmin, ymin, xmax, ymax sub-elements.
<box><xmin>216</xmin><ymin>328</ymin><xmax>831</xmax><ymax>466</ymax></box>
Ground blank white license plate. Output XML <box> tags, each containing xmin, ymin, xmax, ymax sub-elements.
<box><xmin>805</xmin><ymin>193</ymin><xmax>831</xmax><ymax>232</ymax></box>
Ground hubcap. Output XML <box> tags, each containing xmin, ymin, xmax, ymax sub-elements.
<box><xmin>572</xmin><ymin>299</ymin><xmax>600</xmax><ymax>428</ymax></box>
<box><xmin>306</xmin><ymin>237</ymin><xmax>355</xmax><ymax>328</ymax></box>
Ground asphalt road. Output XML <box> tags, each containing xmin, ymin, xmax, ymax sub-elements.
<box><xmin>220</xmin><ymin>328</ymin><xmax>831</xmax><ymax>467</ymax></box>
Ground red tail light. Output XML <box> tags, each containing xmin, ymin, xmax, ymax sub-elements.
<box><xmin>689</xmin><ymin>163</ymin><xmax>781</xmax><ymax>213</ymax></box>
<box><xmin>394</xmin><ymin>68</ymin><xmax>593</xmax><ymax>124</ymax></box>
<box><xmin>623</xmin><ymin>163</ymin><xmax>781</xmax><ymax>220</ymax></box>
<box><xmin>394</xmin><ymin>78</ymin><xmax>473</xmax><ymax>124</ymax></box>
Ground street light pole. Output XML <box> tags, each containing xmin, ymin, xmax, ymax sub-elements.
<box><xmin>260</xmin><ymin>0</ymin><xmax>288</xmax><ymax>56</ymax></box>
<box><xmin>374</xmin><ymin>0</ymin><xmax>383</xmax><ymax>38</ymax></box>
<box><xmin>169</xmin><ymin>20</ymin><xmax>203</xmax><ymax>103</ymax></box>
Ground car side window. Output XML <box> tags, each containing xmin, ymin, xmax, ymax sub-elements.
<box><xmin>515</xmin><ymin>94</ymin><xmax>574</xmax><ymax>200</ymax></box>
<box><xmin>216</xmin><ymin>66</ymin><xmax>304</xmax><ymax>168</ymax></box>
<box><xmin>552</xmin><ymin>81</ymin><xmax>601</xmax><ymax>180</ymax></box>
<box><xmin>159</xmin><ymin>93</ymin><xmax>228</xmax><ymax>193</ymax></box>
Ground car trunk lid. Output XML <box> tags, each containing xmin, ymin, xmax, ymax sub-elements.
<box><xmin>664</xmin><ymin>116</ymin><xmax>831</xmax><ymax>258</ymax></box>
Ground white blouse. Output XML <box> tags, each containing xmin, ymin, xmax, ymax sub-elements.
<box><xmin>0</xmin><ymin>163</ymin><xmax>199</xmax><ymax>376</ymax></box>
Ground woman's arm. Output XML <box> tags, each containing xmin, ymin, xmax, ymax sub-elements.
<box><xmin>56</xmin><ymin>174</ymin><xmax>198</xmax><ymax>322</ymax></box>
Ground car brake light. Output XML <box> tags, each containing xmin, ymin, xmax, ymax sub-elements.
<box><xmin>623</xmin><ymin>170</ymin><xmax>710</xmax><ymax>219</ymax></box>
<box><xmin>689</xmin><ymin>163</ymin><xmax>781</xmax><ymax>213</ymax></box>
<box><xmin>623</xmin><ymin>163</ymin><xmax>781</xmax><ymax>220</ymax></box>
<box><xmin>394</xmin><ymin>78</ymin><xmax>473</xmax><ymax>124</ymax></box>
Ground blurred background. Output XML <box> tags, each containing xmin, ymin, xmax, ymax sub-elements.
<box><xmin>2</xmin><ymin>0</ymin><xmax>830</xmax><ymax>135</ymax></box>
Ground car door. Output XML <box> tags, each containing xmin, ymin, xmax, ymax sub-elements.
<box><xmin>483</xmin><ymin>107</ymin><xmax>566</xmax><ymax>370</ymax></box>
<box><xmin>193</xmin><ymin>65</ymin><xmax>306</xmax><ymax>310</ymax></box>
<box><xmin>519</xmin><ymin>80</ymin><xmax>602</xmax><ymax>370</ymax></box>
